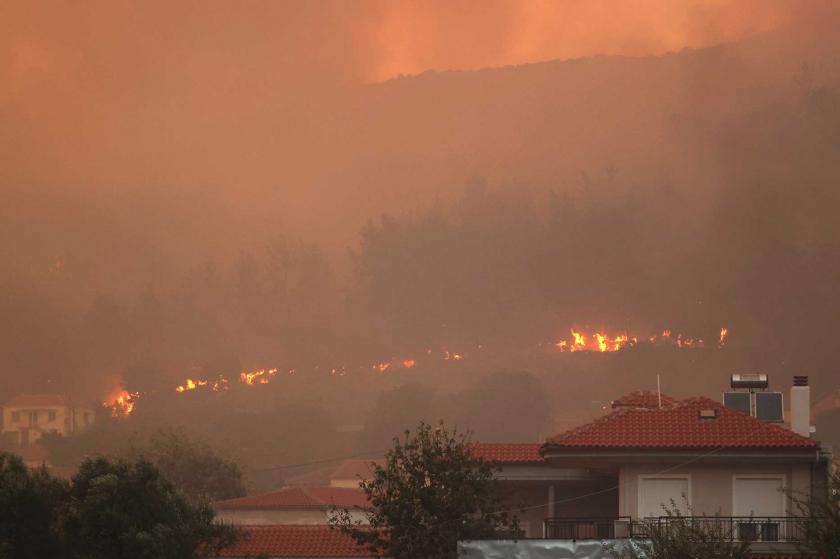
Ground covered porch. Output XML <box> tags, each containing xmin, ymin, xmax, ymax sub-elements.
<box><xmin>495</xmin><ymin>463</ymin><xmax>618</xmax><ymax>538</ymax></box>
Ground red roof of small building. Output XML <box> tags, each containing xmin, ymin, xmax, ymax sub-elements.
<box><xmin>4</xmin><ymin>394</ymin><xmax>68</xmax><ymax>408</ymax></box>
<box><xmin>471</xmin><ymin>443</ymin><xmax>545</xmax><ymax>464</ymax></box>
<box><xmin>611</xmin><ymin>390</ymin><xmax>678</xmax><ymax>410</ymax></box>
<box><xmin>216</xmin><ymin>525</ymin><xmax>374</xmax><ymax>558</ymax></box>
<box><xmin>329</xmin><ymin>459</ymin><xmax>383</xmax><ymax>482</ymax></box>
<box><xmin>214</xmin><ymin>486</ymin><xmax>369</xmax><ymax>511</ymax></box>
<box><xmin>544</xmin><ymin>397</ymin><xmax>819</xmax><ymax>451</ymax></box>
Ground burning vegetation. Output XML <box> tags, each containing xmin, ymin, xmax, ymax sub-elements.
<box><xmin>554</xmin><ymin>327</ymin><xmax>727</xmax><ymax>353</ymax></box>
<box><xmin>103</xmin><ymin>389</ymin><xmax>138</xmax><ymax>417</ymax></box>
<box><xmin>103</xmin><ymin>325</ymin><xmax>728</xmax><ymax>417</ymax></box>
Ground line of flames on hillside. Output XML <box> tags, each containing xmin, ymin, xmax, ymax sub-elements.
<box><xmin>104</xmin><ymin>327</ymin><xmax>728</xmax><ymax>416</ymax></box>
<box><xmin>555</xmin><ymin>327</ymin><xmax>728</xmax><ymax>353</ymax></box>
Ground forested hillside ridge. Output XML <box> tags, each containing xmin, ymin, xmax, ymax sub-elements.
<box><xmin>2</xmin><ymin>9</ymin><xmax>840</xmax><ymax>477</ymax></box>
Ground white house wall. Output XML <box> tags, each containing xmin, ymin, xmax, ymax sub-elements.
<box><xmin>619</xmin><ymin>462</ymin><xmax>811</xmax><ymax>518</ymax></box>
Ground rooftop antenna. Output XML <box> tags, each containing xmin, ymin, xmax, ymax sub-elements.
<box><xmin>657</xmin><ymin>374</ymin><xmax>662</xmax><ymax>409</ymax></box>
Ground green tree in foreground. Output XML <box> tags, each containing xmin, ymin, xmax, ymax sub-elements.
<box><xmin>142</xmin><ymin>429</ymin><xmax>247</xmax><ymax>503</ymax></box>
<box><xmin>330</xmin><ymin>421</ymin><xmax>518</xmax><ymax>559</ymax></box>
<box><xmin>0</xmin><ymin>453</ymin><xmax>69</xmax><ymax>559</ymax></box>
<box><xmin>793</xmin><ymin>471</ymin><xmax>840</xmax><ymax>558</ymax></box>
<box><xmin>0</xmin><ymin>452</ymin><xmax>240</xmax><ymax>559</ymax></box>
<box><xmin>607</xmin><ymin>501</ymin><xmax>749</xmax><ymax>559</ymax></box>
<box><xmin>63</xmin><ymin>457</ymin><xmax>241</xmax><ymax>559</ymax></box>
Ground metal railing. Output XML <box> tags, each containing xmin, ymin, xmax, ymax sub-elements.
<box><xmin>642</xmin><ymin>516</ymin><xmax>805</xmax><ymax>543</ymax></box>
<box><xmin>543</xmin><ymin>517</ymin><xmax>633</xmax><ymax>540</ymax></box>
<box><xmin>542</xmin><ymin>516</ymin><xmax>805</xmax><ymax>542</ymax></box>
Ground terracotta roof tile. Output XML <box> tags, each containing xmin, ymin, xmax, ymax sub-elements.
<box><xmin>284</xmin><ymin>466</ymin><xmax>337</xmax><ymax>487</ymax></box>
<box><xmin>329</xmin><ymin>459</ymin><xmax>382</xmax><ymax>482</ymax></box>
<box><xmin>544</xmin><ymin>397</ymin><xmax>819</xmax><ymax>450</ymax></box>
<box><xmin>214</xmin><ymin>486</ymin><xmax>369</xmax><ymax>511</ymax></box>
<box><xmin>611</xmin><ymin>390</ymin><xmax>678</xmax><ymax>409</ymax></box>
<box><xmin>471</xmin><ymin>443</ymin><xmax>545</xmax><ymax>464</ymax></box>
<box><xmin>217</xmin><ymin>525</ymin><xmax>374</xmax><ymax>558</ymax></box>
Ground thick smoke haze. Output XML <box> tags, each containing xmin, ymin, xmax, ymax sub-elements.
<box><xmin>2</xmin><ymin>1</ymin><xmax>840</xmax><ymax>479</ymax></box>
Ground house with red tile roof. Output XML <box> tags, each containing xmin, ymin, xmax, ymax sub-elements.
<box><xmin>466</xmin><ymin>376</ymin><xmax>832</xmax><ymax>557</ymax></box>
<box><xmin>2</xmin><ymin>394</ymin><xmax>95</xmax><ymax>446</ymax></box>
<box><xmin>214</xmin><ymin>486</ymin><xmax>370</xmax><ymax>526</ymax></box>
<box><xmin>283</xmin><ymin>458</ymin><xmax>384</xmax><ymax>488</ymax></box>
<box><xmin>213</xmin><ymin>525</ymin><xmax>374</xmax><ymax>558</ymax></box>
<box><xmin>212</xmin><ymin>379</ymin><xmax>831</xmax><ymax>558</ymax></box>
<box><xmin>609</xmin><ymin>389</ymin><xmax>679</xmax><ymax>410</ymax></box>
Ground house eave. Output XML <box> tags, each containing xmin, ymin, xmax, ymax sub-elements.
<box><xmin>540</xmin><ymin>447</ymin><xmax>823</xmax><ymax>464</ymax></box>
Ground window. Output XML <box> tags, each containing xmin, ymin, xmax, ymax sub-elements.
<box><xmin>733</xmin><ymin>475</ymin><xmax>785</xmax><ymax>517</ymax></box>
<box><xmin>48</xmin><ymin>410</ymin><xmax>56</xmax><ymax>422</ymax></box>
<box><xmin>11</xmin><ymin>411</ymin><xmax>19</xmax><ymax>422</ymax></box>
<box><xmin>638</xmin><ymin>475</ymin><xmax>691</xmax><ymax>518</ymax></box>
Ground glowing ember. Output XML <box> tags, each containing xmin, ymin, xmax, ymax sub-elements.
<box><xmin>374</xmin><ymin>362</ymin><xmax>391</xmax><ymax>373</ymax></box>
<box><xmin>402</xmin><ymin>359</ymin><xmax>416</xmax><ymax>368</ymax></box>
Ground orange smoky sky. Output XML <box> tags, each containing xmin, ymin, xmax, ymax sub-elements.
<box><xmin>0</xmin><ymin>0</ymin><xmax>834</xmax><ymax>245</ymax></box>
<box><xmin>367</xmin><ymin>0</ymin><xmax>810</xmax><ymax>80</ymax></box>
<box><xmin>0</xmin><ymin>0</ymin><xmax>828</xmax><ymax>87</ymax></box>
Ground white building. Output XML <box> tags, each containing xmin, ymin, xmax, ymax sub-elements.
<box><xmin>2</xmin><ymin>394</ymin><xmax>95</xmax><ymax>445</ymax></box>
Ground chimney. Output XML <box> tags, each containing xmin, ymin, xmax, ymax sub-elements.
<box><xmin>790</xmin><ymin>376</ymin><xmax>810</xmax><ymax>437</ymax></box>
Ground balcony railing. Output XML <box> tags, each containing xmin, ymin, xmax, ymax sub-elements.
<box><xmin>542</xmin><ymin>516</ymin><xmax>805</xmax><ymax>542</ymax></box>
<box><xmin>543</xmin><ymin>517</ymin><xmax>633</xmax><ymax>540</ymax></box>
<box><xmin>643</xmin><ymin>516</ymin><xmax>805</xmax><ymax>543</ymax></box>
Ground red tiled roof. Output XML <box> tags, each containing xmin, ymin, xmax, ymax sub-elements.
<box><xmin>471</xmin><ymin>443</ymin><xmax>545</xmax><ymax>464</ymax></box>
<box><xmin>611</xmin><ymin>390</ymin><xmax>678</xmax><ymax>409</ymax></box>
<box><xmin>4</xmin><ymin>394</ymin><xmax>68</xmax><ymax>408</ymax></box>
<box><xmin>217</xmin><ymin>525</ymin><xmax>374</xmax><ymax>558</ymax></box>
<box><xmin>544</xmin><ymin>397</ymin><xmax>819</xmax><ymax>450</ymax></box>
<box><xmin>284</xmin><ymin>465</ymin><xmax>336</xmax><ymax>487</ymax></box>
<box><xmin>214</xmin><ymin>486</ymin><xmax>369</xmax><ymax>511</ymax></box>
<box><xmin>329</xmin><ymin>459</ymin><xmax>382</xmax><ymax>482</ymax></box>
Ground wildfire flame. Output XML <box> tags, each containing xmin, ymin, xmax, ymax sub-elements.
<box><xmin>175</xmin><ymin>377</ymin><xmax>228</xmax><ymax>392</ymax></box>
<box><xmin>104</xmin><ymin>324</ymin><xmax>732</xmax><ymax>414</ymax></box>
<box><xmin>240</xmin><ymin>368</ymin><xmax>278</xmax><ymax>385</ymax></box>
<box><xmin>555</xmin><ymin>327</ymin><xmax>727</xmax><ymax>353</ymax></box>
<box><xmin>104</xmin><ymin>389</ymin><xmax>137</xmax><ymax>416</ymax></box>
<box><xmin>557</xmin><ymin>329</ymin><xmax>637</xmax><ymax>352</ymax></box>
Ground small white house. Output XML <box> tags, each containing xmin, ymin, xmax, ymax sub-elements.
<box><xmin>2</xmin><ymin>394</ymin><xmax>95</xmax><ymax>445</ymax></box>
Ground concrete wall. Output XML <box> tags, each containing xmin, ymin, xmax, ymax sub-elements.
<box><xmin>459</xmin><ymin>539</ymin><xmax>643</xmax><ymax>558</ymax></box>
<box><xmin>618</xmin><ymin>462</ymin><xmax>812</xmax><ymax>518</ymax></box>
